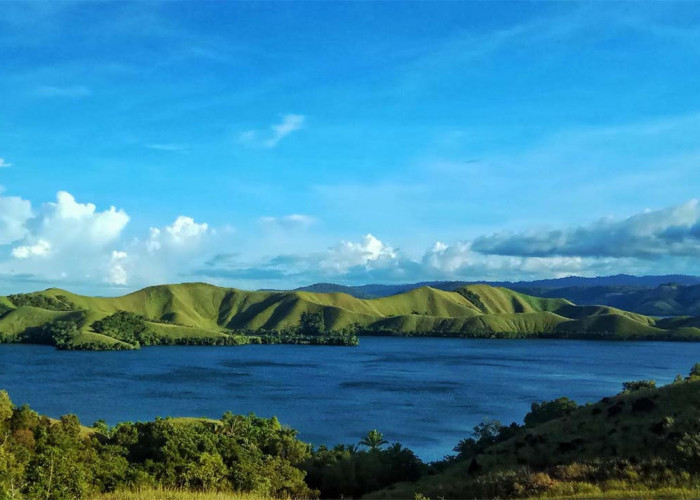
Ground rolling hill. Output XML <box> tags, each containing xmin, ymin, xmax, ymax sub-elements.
<box><xmin>292</xmin><ymin>276</ymin><xmax>700</xmax><ymax>316</ymax></box>
<box><xmin>0</xmin><ymin>282</ymin><xmax>699</xmax><ymax>350</ymax></box>
<box><xmin>291</xmin><ymin>274</ymin><xmax>700</xmax><ymax>299</ymax></box>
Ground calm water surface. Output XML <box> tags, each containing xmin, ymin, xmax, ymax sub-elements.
<box><xmin>1</xmin><ymin>337</ymin><xmax>700</xmax><ymax>461</ymax></box>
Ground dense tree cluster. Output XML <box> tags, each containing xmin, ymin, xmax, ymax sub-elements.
<box><xmin>0</xmin><ymin>393</ymin><xmax>314</xmax><ymax>499</ymax></box>
<box><xmin>303</xmin><ymin>430</ymin><xmax>424</xmax><ymax>498</ymax></box>
<box><xmin>456</xmin><ymin>288</ymin><xmax>489</xmax><ymax>313</ymax></box>
<box><xmin>91</xmin><ymin>311</ymin><xmax>156</xmax><ymax>346</ymax></box>
<box><xmin>7</xmin><ymin>294</ymin><xmax>77</xmax><ymax>312</ymax></box>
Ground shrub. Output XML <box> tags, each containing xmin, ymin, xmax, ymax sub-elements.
<box><xmin>525</xmin><ymin>397</ymin><xmax>579</xmax><ymax>427</ymax></box>
<box><xmin>623</xmin><ymin>380</ymin><xmax>657</xmax><ymax>392</ymax></box>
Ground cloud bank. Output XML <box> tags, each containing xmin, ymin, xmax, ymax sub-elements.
<box><xmin>0</xmin><ymin>188</ymin><xmax>698</xmax><ymax>294</ymax></box>
<box><xmin>471</xmin><ymin>200</ymin><xmax>700</xmax><ymax>259</ymax></box>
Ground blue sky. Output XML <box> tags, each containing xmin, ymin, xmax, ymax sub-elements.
<box><xmin>1</xmin><ymin>1</ymin><xmax>700</xmax><ymax>294</ymax></box>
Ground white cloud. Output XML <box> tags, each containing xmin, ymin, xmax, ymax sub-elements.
<box><xmin>259</xmin><ymin>214</ymin><xmax>316</xmax><ymax>230</ymax></box>
<box><xmin>107</xmin><ymin>250</ymin><xmax>128</xmax><ymax>285</ymax></box>
<box><xmin>0</xmin><ymin>159</ymin><xmax>12</xmax><ymax>168</ymax></box>
<box><xmin>0</xmin><ymin>195</ymin><xmax>32</xmax><ymax>245</ymax></box>
<box><xmin>0</xmin><ymin>191</ymin><xmax>131</xmax><ymax>287</ymax></box>
<box><xmin>322</xmin><ymin>234</ymin><xmax>398</xmax><ymax>273</ymax></box>
<box><xmin>12</xmin><ymin>239</ymin><xmax>51</xmax><ymax>259</ymax></box>
<box><xmin>163</xmin><ymin>215</ymin><xmax>208</xmax><ymax>244</ymax></box>
<box><xmin>38</xmin><ymin>191</ymin><xmax>130</xmax><ymax>246</ymax></box>
<box><xmin>472</xmin><ymin>199</ymin><xmax>700</xmax><ymax>259</ymax></box>
<box><xmin>1</xmin><ymin>189</ymin><xmax>699</xmax><ymax>293</ymax></box>
<box><xmin>239</xmin><ymin>114</ymin><xmax>305</xmax><ymax>148</ymax></box>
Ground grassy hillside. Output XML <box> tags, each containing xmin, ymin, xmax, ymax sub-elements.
<box><xmin>1</xmin><ymin>282</ymin><xmax>699</xmax><ymax>350</ymax></box>
<box><xmin>369</xmin><ymin>367</ymin><xmax>700</xmax><ymax>499</ymax></box>
<box><xmin>293</xmin><ymin>278</ymin><xmax>700</xmax><ymax>316</ymax></box>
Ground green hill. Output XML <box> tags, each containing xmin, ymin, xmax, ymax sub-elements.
<box><xmin>1</xmin><ymin>282</ymin><xmax>699</xmax><ymax>350</ymax></box>
<box><xmin>368</xmin><ymin>367</ymin><xmax>700</xmax><ymax>499</ymax></box>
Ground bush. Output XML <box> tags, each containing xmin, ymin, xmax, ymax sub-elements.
<box><xmin>525</xmin><ymin>397</ymin><xmax>579</xmax><ymax>427</ymax></box>
<box><xmin>623</xmin><ymin>380</ymin><xmax>657</xmax><ymax>392</ymax></box>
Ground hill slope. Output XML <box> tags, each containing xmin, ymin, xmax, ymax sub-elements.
<box><xmin>292</xmin><ymin>274</ymin><xmax>700</xmax><ymax>299</ymax></box>
<box><xmin>1</xmin><ymin>282</ymin><xmax>699</xmax><ymax>350</ymax></box>
<box><xmin>370</xmin><ymin>369</ymin><xmax>700</xmax><ymax>499</ymax></box>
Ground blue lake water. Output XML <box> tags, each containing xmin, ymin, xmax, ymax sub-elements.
<box><xmin>2</xmin><ymin>337</ymin><xmax>700</xmax><ymax>461</ymax></box>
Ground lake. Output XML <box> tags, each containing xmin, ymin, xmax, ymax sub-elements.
<box><xmin>1</xmin><ymin>337</ymin><xmax>700</xmax><ymax>461</ymax></box>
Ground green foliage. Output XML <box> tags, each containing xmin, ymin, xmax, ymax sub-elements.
<box><xmin>7</xmin><ymin>293</ymin><xmax>77</xmax><ymax>311</ymax></box>
<box><xmin>0</xmin><ymin>401</ymin><xmax>314</xmax><ymax>499</ymax></box>
<box><xmin>0</xmin><ymin>390</ymin><xmax>12</xmax><ymax>421</ymax></box>
<box><xmin>304</xmin><ymin>441</ymin><xmax>424</xmax><ymax>498</ymax></box>
<box><xmin>524</xmin><ymin>397</ymin><xmax>579</xmax><ymax>427</ymax></box>
<box><xmin>452</xmin><ymin>420</ymin><xmax>521</xmax><ymax>461</ymax></box>
<box><xmin>0</xmin><ymin>302</ymin><xmax>12</xmax><ymax>318</ymax></box>
<box><xmin>298</xmin><ymin>311</ymin><xmax>325</xmax><ymax>336</ymax></box>
<box><xmin>456</xmin><ymin>288</ymin><xmax>488</xmax><ymax>313</ymax></box>
<box><xmin>92</xmin><ymin>311</ymin><xmax>155</xmax><ymax>346</ymax></box>
<box><xmin>623</xmin><ymin>380</ymin><xmax>657</xmax><ymax>392</ymax></box>
<box><xmin>359</xmin><ymin>430</ymin><xmax>388</xmax><ymax>452</ymax></box>
<box><xmin>45</xmin><ymin>320</ymin><xmax>81</xmax><ymax>348</ymax></box>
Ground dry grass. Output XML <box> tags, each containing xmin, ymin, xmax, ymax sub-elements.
<box><xmin>95</xmin><ymin>487</ymin><xmax>281</xmax><ymax>500</ymax></box>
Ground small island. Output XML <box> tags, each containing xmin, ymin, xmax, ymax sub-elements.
<box><xmin>1</xmin><ymin>282</ymin><xmax>699</xmax><ymax>350</ymax></box>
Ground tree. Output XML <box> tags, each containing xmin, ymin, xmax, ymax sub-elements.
<box><xmin>45</xmin><ymin>320</ymin><xmax>80</xmax><ymax>349</ymax></box>
<box><xmin>184</xmin><ymin>452</ymin><xmax>228</xmax><ymax>491</ymax></box>
<box><xmin>298</xmin><ymin>312</ymin><xmax>325</xmax><ymax>336</ymax></box>
<box><xmin>524</xmin><ymin>397</ymin><xmax>578</xmax><ymax>427</ymax></box>
<box><xmin>359</xmin><ymin>430</ymin><xmax>388</xmax><ymax>452</ymax></box>
<box><xmin>0</xmin><ymin>390</ymin><xmax>12</xmax><ymax>422</ymax></box>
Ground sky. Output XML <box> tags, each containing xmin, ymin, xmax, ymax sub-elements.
<box><xmin>1</xmin><ymin>1</ymin><xmax>700</xmax><ymax>295</ymax></box>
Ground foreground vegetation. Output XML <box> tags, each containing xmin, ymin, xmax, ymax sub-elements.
<box><xmin>1</xmin><ymin>282</ymin><xmax>700</xmax><ymax>350</ymax></box>
<box><xmin>5</xmin><ymin>365</ymin><xmax>700</xmax><ymax>498</ymax></box>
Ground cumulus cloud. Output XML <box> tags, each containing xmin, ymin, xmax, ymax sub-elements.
<box><xmin>195</xmin><ymin>233</ymin><xmax>404</xmax><ymax>285</ymax></box>
<box><xmin>12</xmin><ymin>239</ymin><xmax>51</xmax><ymax>259</ymax></box>
<box><xmin>1</xmin><ymin>189</ymin><xmax>699</xmax><ymax>293</ymax></box>
<box><xmin>239</xmin><ymin>114</ymin><xmax>305</xmax><ymax>148</ymax></box>
<box><xmin>107</xmin><ymin>250</ymin><xmax>128</xmax><ymax>286</ymax></box>
<box><xmin>321</xmin><ymin>234</ymin><xmax>398</xmax><ymax>273</ymax></box>
<box><xmin>148</xmin><ymin>215</ymin><xmax>209</xmax><ymax>248</ymax></box>
<box><xmin>0</xmin><ymin>192</ymin><xmax>131</xmax><ymax>287</ymax></box>
<box><xmin>0</xmin><ymin>195</ymin><xmax>32</xmax><ymax>245</ymax></box>
<box><xmin>0</xmin><ymin>159</ymin><xmax>11</xmax><ymax>168</ymax></box>
<box><xmin>472</xmin><ymin>199</ymin><xmax>700</xmax><ymax>259</ymax></box>
<box><xmin>36</xmin><ymin>191</ymin><xmax>130</xmax><ymax>246</ymax></box>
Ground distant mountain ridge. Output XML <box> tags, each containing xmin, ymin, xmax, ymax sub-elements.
<box><xmin>289</xmin><ymin>275</ymin><xmax>700</xmax><ymax>315</ymax></box>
